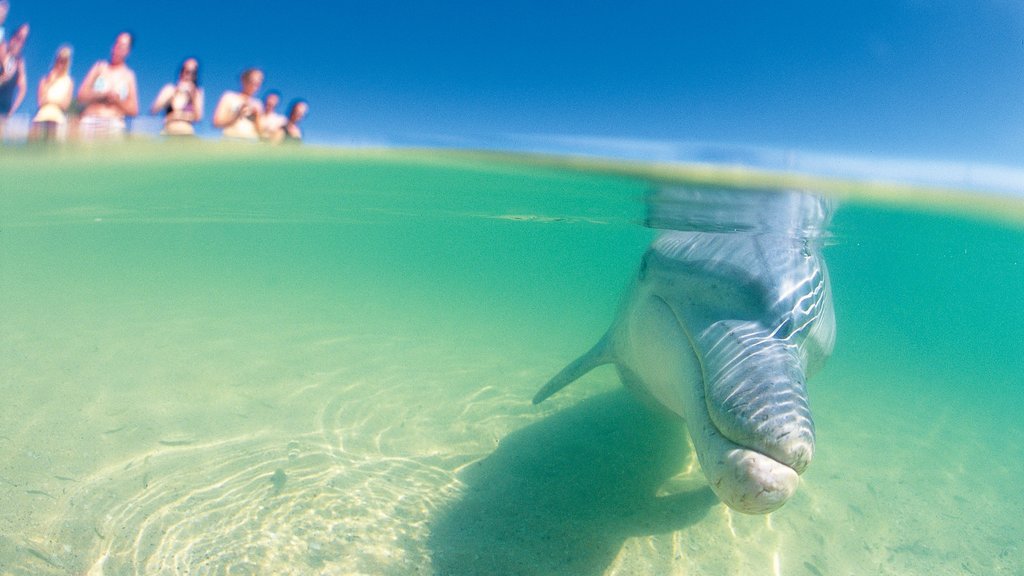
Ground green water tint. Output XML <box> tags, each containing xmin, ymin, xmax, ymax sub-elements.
<box><xmin>1</xmin><ymin>143</ymin><xmax>1022</xmax><ymax>574</ymax></box>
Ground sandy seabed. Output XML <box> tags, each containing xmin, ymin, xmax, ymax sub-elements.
<box><xmin>1</xmin><ymin>300</ymin><xmax>1021</xmax><ymax>575</ymax></box>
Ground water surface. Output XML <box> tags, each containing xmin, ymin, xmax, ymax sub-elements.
<box><xmin>1</xmin><ymin>144</ymin><xmax>1022</xmax><ymax>575</ymax></box>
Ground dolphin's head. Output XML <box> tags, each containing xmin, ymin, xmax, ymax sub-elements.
<box><xmin>632</xmin><ymin>245</ymin><xmax>824</xmax><ymax>514</ymax></box>
<box><xmin>639</xmin><ymin>187</ymin><xmax>835</xmax><ymax>514</ymax></box>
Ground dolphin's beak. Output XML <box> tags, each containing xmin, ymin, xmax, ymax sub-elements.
<box><xmin>686</xmin><ymin>320</ymin><xmax>816</xmax><ymax>514</ymax></box>
<box><xmin>683</xmin><ymin>381</ymin><xmax>802</xmax><ymax>514</ymax></box>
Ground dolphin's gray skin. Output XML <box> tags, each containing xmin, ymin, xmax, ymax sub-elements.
<box><xmin>533</xmin><ymin>186</ymin><xmax>835</xmax><ymax>514</ymax></box>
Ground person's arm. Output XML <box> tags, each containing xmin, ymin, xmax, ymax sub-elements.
<box><xmin>252</xmin><ymin>102</ymin><xmax>263</xmax><ymax>136</ymax></box>
<box><xmin>77</xmin><ymin>62</ymin><xmax>103</xmax><ymax>105</ymax></box>
<box><xmin>36</xmin><ymin>73</ymin><xmax>49</xmax><ymax>109</ymax></box>
<box><xmin>8</xmin><ymin>59</ymin><xmax>26</xmax><ymax>116</ymax></box>
<box><xmin>150</xmin><ymin>84</ymin><xmax>174</xmax><ymax>115</ymax></box>
<box><xmin>213</xmin><ymin>93</ymin><xmax>248</xmax><ymax>128</ymax></box>
<box><xmin>212</xmin><ymin>93</ymin><xmax>233</xmax><ymax>128</ymax></box>
<box><xmin>193</xmin><ymin>88</ymin><xmax>204</xmax><ymax>122</ymax></box>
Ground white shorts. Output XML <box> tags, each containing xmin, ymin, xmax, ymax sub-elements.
<box><xmin>78</xmin><ymin>115</ymin><xmax>127</xmax><ymax>140</ymax></box>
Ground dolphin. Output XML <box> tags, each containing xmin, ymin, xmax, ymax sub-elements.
<box><xmin>533</xmin><ymin>186</ymin><xmax>835</xmax><ymax>514</ymax></box>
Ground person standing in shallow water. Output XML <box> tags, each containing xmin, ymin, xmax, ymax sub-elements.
<box><xmin>150</xmin><ymin>57</ymin><xmax>203</xmax><ymax>136</ymax></box>
<box><xmin>31</xmin><ymin>44</ymin><xmax>74</xmax><ymax>142</ymax></box>
<box><xmin>259</xmin><ymin>89</ymin><xmax>286</xmax><ymax>142</ymax></box>
<box><xmin>77</xmin><ymin>31</ymin><xmax>139</xmax><ymax>140</ymax></box>
<box><xmin>0</xmin><ymin>1</ymin><xmax>10</xmax><ymax>57</ymax></box>
<box><xmin>213</xmin><ymin>68</ymin><xmax>264</xmax><ymax>141</ymax></box>
<box><xmin>0</xmin><ymin>22</ymin><xmax>29</xmax><ymax>138</ymax></box>
<box><xmin>0</xmin><ymin>1</ymin><xmax>9</xmax><ymax>42</ymax></box>
<box><xmin>282</xmin><ymin>99</ymin><xmax>308</xmax><ymax>143</ymax></box>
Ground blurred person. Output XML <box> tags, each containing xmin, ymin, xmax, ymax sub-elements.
<box><xmin>212</xmin><ymin>67</ymin><xmax>263</xmax><ymax>141</ymax></box>
<box><xmin>150</xmin><ymin>57</ymin><xmax>203</xmax><ymax>136</ymax></box>
<box><xmin>0</xmin><ymin>22</ymin><xmax>28</xmax><ymax>137</ymax></box>
<box><xmin>31</xmin><ymin>44</ymin><xmax>73</xmax><ymax>142</ymax></box>
<box><xmin>259</xmin><ymin>89</ymin><xmax>286</xmax><ymax>142</ymax></box>
<box><xmin>0</xmin><ymin>1</ymin><xmax>9</xmax><ymax>44</ymax></box>
<box><xmin>77</xmin><ymin>31</ymin><xmax>138</xmax><ymax>140</ymax></box>
<box><xmin>282</xmin><ymin>99</ymin><xmax>308</xmax><ymax>143</ymax></box>
<box><xmin>0</xmin><ymin>0</ymin><xmax>6</xmax><ymax>135</ymax></box>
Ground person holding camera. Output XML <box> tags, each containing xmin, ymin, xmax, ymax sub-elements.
<box><xmin>77</xmin><ymin>31</ymin><xmax>139</xmax><ymax>139</ymax></box>
<box><xmin>150</xmin><ymin>57</ymin><xmax>203</xmax><ymax>136</ymax></box>
<box><xmin>31</xmin><ymin>44</ymin><xmax>73</xmax><ymax>141</ymax></box>
<box><xmin>212</xmin><ymin>67</ymin><xmax>264</xmax><ymax>141</ymax></box>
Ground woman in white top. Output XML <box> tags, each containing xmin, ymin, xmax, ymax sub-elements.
<box><xmin>150</xmin><ymin>57</ymin><xmax>204</xmax><ymax>136</ymax></box>
<box><xmin>259</xmin><ymin>90</ymin><xmax>286</xmax><ymax>142</ymax></box>
<box><xmin>213</xmin><ymin>68</ymin><xmax>264</xmax><ymax>141</ymax></box>
<box><xmin>31</xmin><ymin>44</ymin><xmax>73</xmax><ymax>141</ymax></box>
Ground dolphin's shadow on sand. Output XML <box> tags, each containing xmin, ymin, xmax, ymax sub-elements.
<box><xmin>429</xmin><ymin>389</ymin><xmax>718</xmax><ymax>576</ymax></box>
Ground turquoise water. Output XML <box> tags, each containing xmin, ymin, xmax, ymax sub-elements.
<box><xmin>1</xmin><ymin>144</ymin><xmax>1022</xmax><ymax>575</ymax></box>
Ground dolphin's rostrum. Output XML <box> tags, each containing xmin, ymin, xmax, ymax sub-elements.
<box><xmin>533</xmin><ymin>186</ymin><xmax>835</xmax><ymax>514</ymax></box>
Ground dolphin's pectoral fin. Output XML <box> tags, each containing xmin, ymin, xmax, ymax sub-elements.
<box><xmin>532</xmin><ymin>335</ymin><xmax>615</xmax><ymax>404</ymax></box>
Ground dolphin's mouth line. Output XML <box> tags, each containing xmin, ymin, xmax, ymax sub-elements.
<box><xmin>705</xmin><ymin>393</ymin><xmax>811</xmax><ymax>476</ymax></box>
<box><xmin>688</xmin><ymin>390</ymin><xmax>802</xmax><ymax>515</ymax></box>
<box><xmin>745</xmin><ymin>446</ymin><xmax>798</xmax><ymax>475</ymax></box>
<box><xmin>658</xmin><ymin>296</ymin><xmax>800</xmax><ymax>475</ymax></box>
<box><xmin>700</xmin><ymin>393</ymin><xmax>800</xmax><ymax>475</ymax></box>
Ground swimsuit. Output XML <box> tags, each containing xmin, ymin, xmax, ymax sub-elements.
<box><xmin>78</xmin><ymin>116</ymin><xmax>127</xmax><ymax>140</ymax></box>
<box><xmin>0</xmin><ymin>54</ymin><xmax>20</xmax><ymax>114</ymax></box>
<box><xmin>79</xmin><ymin>62</ymin><xmax>133</xmax><ymax>139</ymax></box>
<box><xmin>162</xmin><ymin>84</ymin><xmax>201</xmax><ymax>136</ymax></box>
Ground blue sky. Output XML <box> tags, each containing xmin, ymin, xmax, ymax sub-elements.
<box><xmin>8</xmin><ymin>1</ymin><xmax>1024</xmax><ymax>169</ymax></box>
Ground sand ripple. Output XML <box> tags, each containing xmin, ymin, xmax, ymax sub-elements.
<box><xmin>43</xmin><ymin>431</ymin><xmax>463</xmax><ymax>576</ymax></box>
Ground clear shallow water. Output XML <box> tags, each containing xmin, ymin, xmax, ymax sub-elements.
<box><xmin>1</xmin><ymin>144</ymin><xmax>1022</xmax><ymax>575</ymax></box>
